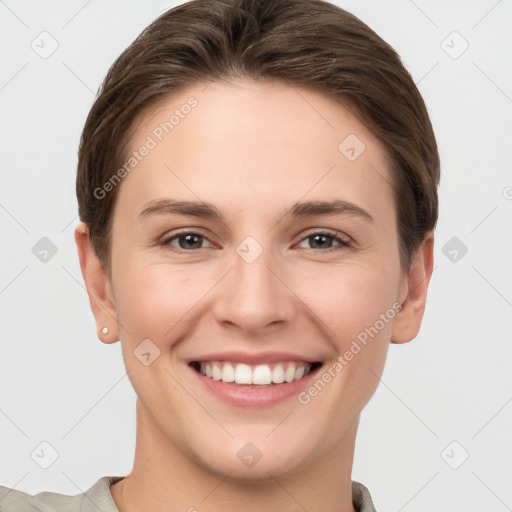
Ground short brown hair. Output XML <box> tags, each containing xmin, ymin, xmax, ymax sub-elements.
<box><xmin>76</xmin><ymin>0</ymin><xmax>440</xmax><ymax>272</ymax></box>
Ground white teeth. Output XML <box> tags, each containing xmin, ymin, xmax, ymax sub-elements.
<box><xmin>221</xmin><ymin>362</ymin><xmax>235</xmax><ymax>383</ymax></box>
<box><xmin>197</xmin><ymin>361</ymin><xmax>314</xmax><ymax>385</ymax></box>
<box><xmin>284</xmin><ymin>366</ymin><xmax>295</xmax><ymax>383</ymax></box>
<box><xmin>234</xmin><ymin>363</ymin><xmax>252</xmax><ymax>384</ymax></box>
<box><xmin>212</xmin><ymin>363</ymin><xmax>222</xmax><ymax>381</ymax></box>
<box><xmin>253</xmin><ymin>364</ymin><xmax>272</xmax><ymax>385</ymax></box>
<box><xmin>272</xmin><ymin>364</ymin><xmax>285</xmax><ymax>383</ymax></box>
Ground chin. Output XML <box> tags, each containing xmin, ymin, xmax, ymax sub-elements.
<box><xmin>189</xmin><ymin>434</ymin><xmax>314</xmax><ymax>483</ymax></box>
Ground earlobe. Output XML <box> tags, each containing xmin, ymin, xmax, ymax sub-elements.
<box><xmin>391</xmin><ymin>232</ymin><xmax>435</xmax><ymax>344</ymax></box>
<box><xmin>74</xmin><ymin>222</ymin><xmax>119</xmax><ymax>344</ymax></box>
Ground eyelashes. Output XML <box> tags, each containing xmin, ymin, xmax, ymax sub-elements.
<box><xmin>161</xmin><ymin>232</ymin><xmax>212</xmax><ymax>252</ymax></box>
<box><xmin>295</xmin><ymin>232</ymin><xmax>352</xmax><ymax>251</ymax></box>
<box><xmin>159</xmin><ymin>229</ymin><xmax>353</xmax><ymax>254</ymax></box>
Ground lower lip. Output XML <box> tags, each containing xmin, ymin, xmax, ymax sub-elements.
<box><xmin>190</xmin><ymin>364</ymin><xmax>322</xmax><ymax>408</ymax></box>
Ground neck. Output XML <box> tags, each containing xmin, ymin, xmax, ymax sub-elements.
<box><xmin>111</xmin><ymin>400</ymin><xmax>359</xmax><ymax>512</ymax></box>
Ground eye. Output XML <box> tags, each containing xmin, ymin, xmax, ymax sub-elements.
<box><xmin>159</xmin><ymin>229</ymin><xmax>352</xmax><ymax>254</ymax></box>
<box><xmin>296</xmin><ymin>230</ymin><xmax>352</xmax><ymax>251</ymax></box>
<box><xmin>160</xmin><ymin>231</ymin><xmax>214</xmax><ymax>252</ymax></box>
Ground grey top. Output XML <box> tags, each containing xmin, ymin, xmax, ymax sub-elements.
<box><xmin>0</xmin><ymin>476</ymin><xmax>377</xmax><ymax>511</ymax></box>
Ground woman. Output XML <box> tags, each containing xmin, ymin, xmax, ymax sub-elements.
<box><xmin>0</xmin><ymin>0</ymin><xmax>439</xmax><ymax>510</ymax></box>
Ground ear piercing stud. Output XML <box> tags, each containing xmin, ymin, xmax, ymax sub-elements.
<box><xmin>101</xmin><ymin>327</ymin><xmax>109</xmax><ymax>334</ymax></box>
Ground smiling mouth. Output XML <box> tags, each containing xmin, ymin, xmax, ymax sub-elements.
<box><xmin>189</xmin><ymin>361</ymin><xmax>323</xmax><ymax>386</ymax></box>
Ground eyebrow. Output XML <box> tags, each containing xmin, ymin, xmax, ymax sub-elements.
<box><xmin>138</xmin><ymin>198</ymin><xmax>374</xmax><ymax>223</ymax></box>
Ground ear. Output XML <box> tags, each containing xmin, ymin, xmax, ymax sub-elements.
<box><xmin>74</xmin><ymin>222</ymin><xmax>119</xmax><ymax>344</ymax></box>
<box><xmin>391</xmin><ymin>231</ymin><xmax>434</xmax><ymax>344</ymax></box>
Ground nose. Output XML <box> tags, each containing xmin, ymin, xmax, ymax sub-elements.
<box><xmin>211</xmin><ymin>241</ymin><xmax>297</xmax><ymax>335</ymax></box>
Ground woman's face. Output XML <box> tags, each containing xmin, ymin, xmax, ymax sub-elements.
<box><xmin>100</xmin><ymin>79</ymin><xmax>413</xmax><ymax>479</ymax></box>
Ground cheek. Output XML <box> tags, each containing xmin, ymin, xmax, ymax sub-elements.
<box><xmin>293</xmin><ymin>265</ymin><xmax>399</xmax><ymax>418</ymax></box>
<box><xmin>112</xmin><ymin>257</ymin><xmax>222</xmax><ymax>354</ymax></box>
<box><xmin>296</xmin><ymin>261</ymin><xmax>399</xmax><ymax>348</ymax></box>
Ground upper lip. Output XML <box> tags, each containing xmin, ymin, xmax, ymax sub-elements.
<box><xmin>187</xmin><ymin>351</ymin><xmax>321</xmax><ymax>365</ymax></box>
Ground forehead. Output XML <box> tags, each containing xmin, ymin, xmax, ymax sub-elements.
<box><xmin>117</xmin><ymin>79</ymin><xmax>395</xmax><ymax>224</ymax></box>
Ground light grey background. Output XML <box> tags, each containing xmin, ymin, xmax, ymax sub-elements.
<box><xmin>1</xmin><ymin>1</ymin><xmax>511</xmax><ymax>510</ymax></box>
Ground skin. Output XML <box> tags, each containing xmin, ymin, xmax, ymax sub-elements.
<box><xmin>75</xmin><ymin>79</ymin><xmax>434</xmax><ymax>512</ymax></box>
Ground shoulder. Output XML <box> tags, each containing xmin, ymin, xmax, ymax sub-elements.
<box><xmin>0</xmin><ymin>484</ymin><xmax>83</xmax><ymax>512</ymax></box>
<box><xmin>352</xmin><ymin>480</ymin><xmax>378</xmax><ymax>512</ymax></box>
<box><xmin>0</xmin><ymin>476</ymin><xmax>124</xmax><ymax>512</ymax></box>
